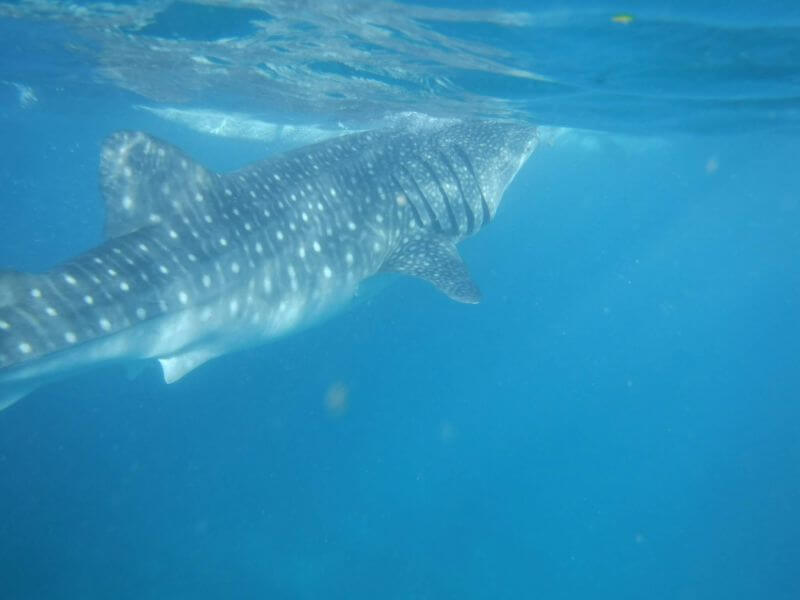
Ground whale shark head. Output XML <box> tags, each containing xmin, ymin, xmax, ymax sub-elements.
<box><xmin>434</xmin><ymin>120</ymin><xmax>538</xmax><ymax>220</ymax></box>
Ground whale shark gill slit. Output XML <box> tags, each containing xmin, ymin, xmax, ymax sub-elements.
<box><xmin>453</xmin><ymin>144</ymin><xmax>492</xmax><ymax>228</ymax></box>
<box><xmin>398</xmin><ymin>163</ymin><xmax>440</xmax><ymax>232</ymax></box>
<box><xmin>438</xmin><ymin>149</ymin><xmax>476</xmax><ymax>236</ymax></box>
<box><xmin>421</xmin><ymin>158</ymin><xmax>458</xmax><ymax>235</ymax></box>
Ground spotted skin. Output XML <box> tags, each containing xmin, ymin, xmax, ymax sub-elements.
<box><xmin>0</xmin><ymin>120</ymin><xmax>537</xmax><ymax>409</ymax></box>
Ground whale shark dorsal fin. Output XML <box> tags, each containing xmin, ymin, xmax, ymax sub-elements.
<box><xmin>382</xmin><ymin>236</ymin><xmax>482</xmax><ymax>304</ymax></box>
<box><xmin>100</xmin><ymin>131</ymin><xmax>216</xmax><ymax>238</ymax></box>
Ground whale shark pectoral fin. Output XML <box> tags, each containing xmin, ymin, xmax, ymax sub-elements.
<box><xmin>382</xmin><ymin>236</ymin><xmax>482</xmax><ymax>304</ymax></box>
<box><xmin>158</xmin><ymin>348</ymin><xmax>219</xmax><ymax>384</ymax></box>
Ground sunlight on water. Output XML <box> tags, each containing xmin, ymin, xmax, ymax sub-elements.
<box><xmin>0</xmin><ymin>0</ymin><xmax>797</xmax><ymax>133</ymax></box>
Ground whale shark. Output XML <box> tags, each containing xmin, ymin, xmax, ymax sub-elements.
<box><xmin>0</xmin><ymin>119</ymin><xmax>538</xmax><ymax>410</ymax></box>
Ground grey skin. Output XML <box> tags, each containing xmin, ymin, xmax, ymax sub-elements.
<box><xmin>0</xmin><ymin>119</ymin><xmax>538</xmax><ymax>410</ymax></box>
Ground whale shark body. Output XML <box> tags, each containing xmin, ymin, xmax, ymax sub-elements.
<box><xmin>0</xmin><ymin>120</ymin><xmax>538</xmax><ymax>410</ymax></box>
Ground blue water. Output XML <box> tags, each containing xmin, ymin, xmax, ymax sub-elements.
<box><xmin>1</xmin><ymin>2</ymin><xmax>799</xmax><ymax>599</ymax></box>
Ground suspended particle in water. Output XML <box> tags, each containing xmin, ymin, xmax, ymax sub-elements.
<box><xmin>324</xmin><ymin>381</ymin><xmax>350</xmax><ymax>417</ymax></box>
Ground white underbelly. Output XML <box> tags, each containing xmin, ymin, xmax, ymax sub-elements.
<box><xmin>1</xmin><ymin>278</ymin><xmax>358</xmax><ymax>396</ymax></box>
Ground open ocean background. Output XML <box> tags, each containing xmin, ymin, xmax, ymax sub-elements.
<box><xmin>0</xmin><ymin>1</ymin><xmax>798</xmax><ymax>598</ymax></box>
